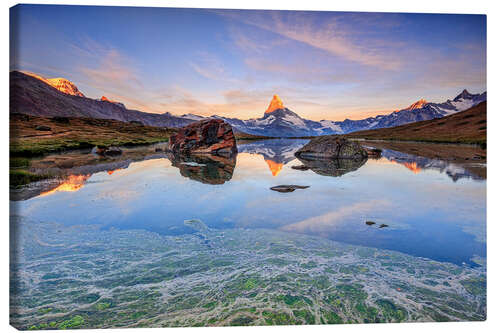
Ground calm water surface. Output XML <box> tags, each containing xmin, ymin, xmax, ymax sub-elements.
<box><xmin>11</xmin><ymin>139</ymin><xmax>486</xmax><ymax>266</ymax></box>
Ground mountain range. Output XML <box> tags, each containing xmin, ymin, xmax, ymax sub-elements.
<box><xmin>10</xmin><ymin>71</ymin><xmax>192</xmax><ymax>128</ymax></box>
<box><xmin>10</xmin><ymin>71</ymin><xmax>486</xmax><ymax>137</ymax></box>
<box><xmin>200</xmin><ymin>92</ymin><xmax>486</xmax><ymax>137</ymax></box>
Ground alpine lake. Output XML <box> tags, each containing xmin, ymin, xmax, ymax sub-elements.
<box><xmin>10</xmin><ymin>139</ymin><xmax>486</xmax><ymax>329</ymax></box>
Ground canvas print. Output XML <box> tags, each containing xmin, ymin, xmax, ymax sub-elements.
<box><xmin>9</xmin><ymin>4</ymin><xmax>486</xmax><ymax>330</ymax></box>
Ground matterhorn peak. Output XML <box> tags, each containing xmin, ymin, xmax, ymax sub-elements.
<box><xmin>265</xmin><ymin>94</ymin><xmax>285</xmax><ymax>114</ymax></box>
<box><xmin>403</xmin><ymin>98</ymin><xmax>428</xmax><ymax>111</ymax></box>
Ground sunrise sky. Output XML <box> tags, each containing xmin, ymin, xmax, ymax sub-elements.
<box><xmin>10</xmin><ymin>5</ymin><xmax>486</xmax><ymax>121</ymax></box>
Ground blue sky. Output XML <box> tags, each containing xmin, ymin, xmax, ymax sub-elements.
<box><xmin>10</xmin><ymin>5</ymin><xmax>486</xmax><ymax>120</ymax></box>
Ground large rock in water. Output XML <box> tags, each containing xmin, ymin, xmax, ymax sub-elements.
<box><xmin>295</xmin><ymin>136</ymin><xmax>367</xmax><ymax>160</ymax></box>
<box><xmin>167</xmin><ymin>119</ymin><xmax>237</xmax><ymax>155</ymax></box>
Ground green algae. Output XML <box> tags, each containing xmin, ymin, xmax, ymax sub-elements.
<box><xmin>10</xmin><ymin>217</ymin><xmax>486</xmax><ymax>329</ymax></box>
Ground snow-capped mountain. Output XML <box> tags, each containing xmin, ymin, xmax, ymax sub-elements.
<box><xmin>181</xmin><ymin>90</ymin><xmax>486</xmax><ymax>137</ymax></box>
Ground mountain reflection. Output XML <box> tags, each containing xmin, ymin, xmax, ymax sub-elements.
<box><xmin>380</xmin><ymin>148</ymin><xmax>485</xmax><ymax>181</ymax></box>
<box><xmin>238</xmin><ymin>139</ymin><xmax>308</xmax><ymax>176</ymax></box>
<box><xmin>39</xmin><ymin>174</ymin><xmax>90</xmax><ymax>196</ymax></box>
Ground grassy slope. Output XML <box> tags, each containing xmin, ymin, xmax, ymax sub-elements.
<box><xmin>10</xmin><ymin>113</ymin><xmax>176</xmax><ymax>157</ymax></box>
<box><xmin>344</xmin><ymin>101</ymin><xmax>486</xmax><ymax>144</ymax></box>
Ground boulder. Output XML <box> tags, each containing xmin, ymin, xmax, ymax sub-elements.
<box><xmin>167</xmin><ymin>119</ymin><xmax>237</xmax><ymax>156</ymax></box>
<box><xmin>295</xmin><ymin>136</ymin><xmax>367</xmax><ymax>160</ymax></box>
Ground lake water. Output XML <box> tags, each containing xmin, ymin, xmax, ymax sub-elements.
<box><xmin>10</xmin><ymin>139</ymin><xmax>487</xmax><ymax>328</ymax></box>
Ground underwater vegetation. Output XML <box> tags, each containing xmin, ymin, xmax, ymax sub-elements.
<box><xmin>10</xmin><ymin>216</ymin><xmax>485</xmax><ymax>329</ymax></box>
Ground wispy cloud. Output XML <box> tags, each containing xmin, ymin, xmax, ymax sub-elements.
<box><xmin>217</xmin><ymin>10</ymin><xmax>404</xmax><ymax>70</ymax></box>
<box><xmin>188</xmin><ymin>52</ymin><xmax>244</xmax><ymax>84</ymax></box>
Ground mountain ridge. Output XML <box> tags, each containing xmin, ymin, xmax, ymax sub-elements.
<box><xmin>199</xmin><ymin>90</ymin><xmax>486</xmax><ymax>137</ymax></box>
<box><xmin>11</xmin><ymin>70</ymin><xmax>486</xmax><ymax>138</ymax></box>
<box><xmin>10</xmin><ymin>71</ymin><xmax>193</xmax><ymax>128</ymax></box>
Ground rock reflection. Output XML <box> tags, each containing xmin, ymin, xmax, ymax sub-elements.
<box><xmin>295</xmin><ymin>156</ymin><xmax>368</xmax><ymax>177</ymax></box>
<box><xmin>166</xmin><ymin>153</ymin><xmax>236</xmax><ymax>185</ymax></box>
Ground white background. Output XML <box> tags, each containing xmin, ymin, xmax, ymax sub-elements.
<box><xmin>1</xmin><ymin>0</ymin><xmax>498</xmax><ymax>332</ymax></box>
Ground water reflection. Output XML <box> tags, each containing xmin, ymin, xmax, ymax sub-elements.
<box><xmin>381</xmin><ymin>148</ymin><xmax>485</xmax><ymax>181</ymax></box>
<box><xmin>238</xmin><ymin>139</ymin><xmax>307</xmax><ymax>176</ymax></box>
<box><xmin>296</xmin><ymin>156</ymin><xmax>367</xmax><ymax>177</ymax></box>
<box><xmin>166</xmin><ymin>153</ymin><xmax>236</xmax><ymax>185</ymax></box>
<box><xmin>10</xmin><ymin>139</ymin><xmax>486</xmax><ymax>266</ymax></box>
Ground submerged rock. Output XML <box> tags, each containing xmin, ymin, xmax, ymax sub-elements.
<box><xmin>295</xmin><ymin>136</ymin><xmax>367</xmax><ymax>160</ymax></box>
<box><xmin>167</xmin><ymin>119</ymin><xmax>237</xmax><ymax>156</ymax></box>
<box><xmin>183</xmin><ymin>219</ymin><xmax>209</xmax><ymax>232</ymax></box>
<box><xmin>270</xmin><ymin>185</ymin><xmax>310</xmax><ymax>193</ymax></box>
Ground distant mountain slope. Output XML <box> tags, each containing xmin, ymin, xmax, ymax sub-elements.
<box><xmin>10</xmin><ymin>71</ymin><xmax>193</xmax><ymax>128</ymax></box>
<box><xmin>183</xmin><ymin>91</ymin><xmax>486</xmax><ymax>137</ymax></box>
<box><xmin>343</xmin><ymin>101</ymin><xmax>486</xmax><ymax>144</ymax></box>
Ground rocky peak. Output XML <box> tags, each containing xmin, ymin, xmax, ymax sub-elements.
<box><xmin>45</xmin><ymin>78</ymin><xmax>84</xmax><ymax>97</ymax></box>
<box><xmin>265</xmin><ymin>94</ymin><xmax>284</xmax><ymax>114</ymax></box>
<box><xmin>402</xmin><ymin>98</ymin><xmax>428</xmax><ymax>111</ymax></box>
<box><xmin>101</xmin><ymin>96</ymin><xmax>125</xmax><ymax>108</ymax></box>
<box><xmin>24</xmin><ymin>72</ymin><xmax>84</xmax><ymax>97</ymax></box>
<box><xmin>453</xmin><ymin>89</ymin><xmax>473</xmax><ymax>102</ymax></box>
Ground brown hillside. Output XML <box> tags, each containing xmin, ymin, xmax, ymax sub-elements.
<box><xmin>344</xmin><ymin>101</ymin><xmax>486</xmax><ymax>144</ymax></box>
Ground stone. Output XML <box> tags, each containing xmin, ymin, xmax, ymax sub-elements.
<box><xmin>270</xmin><ymin>185</ymin><xmax>310</xmax><ymax>193</ymax></box>
<box><xmin>35</xmin><ymin>125</ymin><xmax>51</xmax><ymax>131</ymax></box>
<box><xmin>167</xmin><ymin>119</ymin><xmax>237</xmax><ymax>156</ymax></box>
<box><xmin>295</xmin><ymin>136</ymin><xmax>367</xmax><ymax>160</ymax></box>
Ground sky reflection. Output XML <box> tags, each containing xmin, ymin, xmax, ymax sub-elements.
<box><xmin>12</xmin><ymin>140</ymin><xmax>486</xmax><ymax>266</ymax></box>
